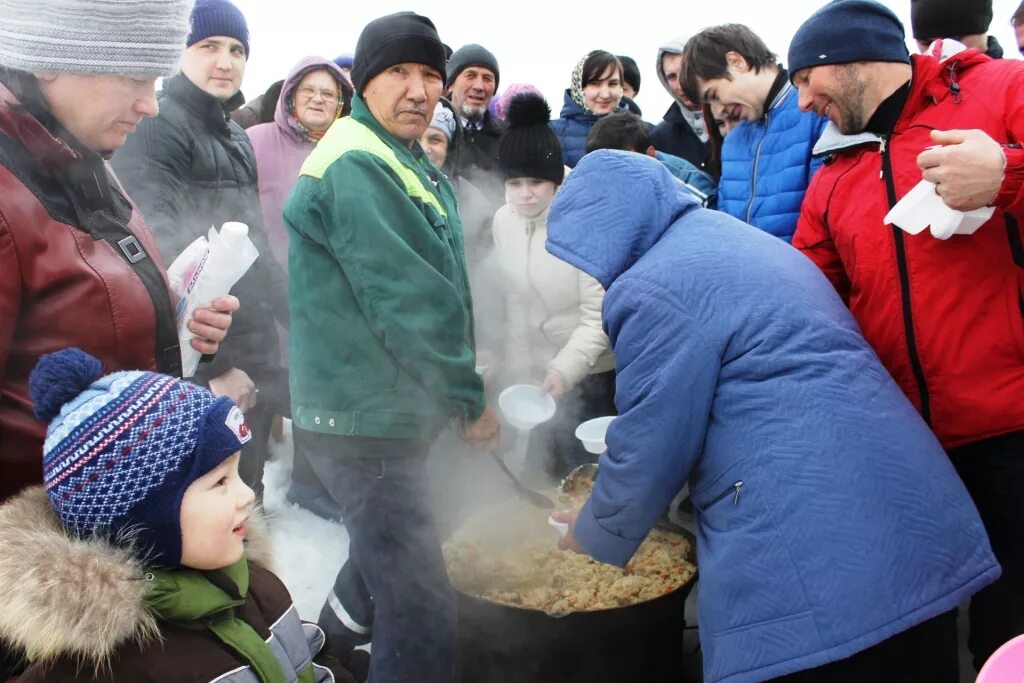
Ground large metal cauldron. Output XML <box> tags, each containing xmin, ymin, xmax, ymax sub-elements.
<box><xmin>453</xmin><ymin>529</ymin><xmax>697</xmax><ymax>683</ymax></box>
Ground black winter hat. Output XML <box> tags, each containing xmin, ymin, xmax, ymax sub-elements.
<box><xmin>789</xmin><ymin>0</ymin><xmax>910</xmax><ymax>79</ymax></box>
<box><xmin>351</xmin><ymin>12</ymin><xmax>448</xmax><ymax>95</ymax></box>
<box><xmin>446</xmin><ymin>43</ymin><xmax>500</xmax><ymax>89</ymax></box>
<box><xmin>618</xmin><ymin>55</ymin><xmax>641</xmax><ymax>94</ymax></box>
<box><xmin>911</xmin><ymin>0</ymin><xmax>992</xmax><ymax>41</ymax></box>
<box><xmin>497</xmin><ymin>93</ymin><xmax>564</xmax><ymax>185</ymax></box>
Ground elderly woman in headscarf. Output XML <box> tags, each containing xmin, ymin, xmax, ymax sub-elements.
<box><xmin>549</xmin><ymin>50</ymin><xmax>629</xmax><ymax>168</ymax></box>
<box><xmin>246</xmin><ymin>56</ymin><xmax>352</xmax><ymax>521</ymax></box>
<box><xmin>247</xmin><ymin>57</ymin><xmax>353</xmax><ymax>274</ymax></box>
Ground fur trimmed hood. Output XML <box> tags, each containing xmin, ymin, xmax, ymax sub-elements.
<box><xmin>0</xmin><ymin>486</ymin><xmax>274</xmax><ymax>668</ymax></box>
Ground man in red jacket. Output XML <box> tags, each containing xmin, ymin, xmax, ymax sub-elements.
<box><xmin>788</xmin><ymin>0</ymin><xmax>1024</xmax><ymax>670</ymax></box>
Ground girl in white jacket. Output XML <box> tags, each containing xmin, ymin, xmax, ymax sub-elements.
<box><xmin>492</xmin><ymin>93</ymin><xmax>616</xmax><ymax>484</ymax></box>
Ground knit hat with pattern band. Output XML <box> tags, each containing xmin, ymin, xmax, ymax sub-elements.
<box><xmin>0</xmin><ymin>0</ymin><xmax>194</xmax><ymax>76</ymax></box>
<box><xmin>497</xmin><ymin>93</ymin><xmax>564</xmax><ymax>185</ymax></box>
<box><xmin>351</xmin><ymin>12</ymin><xmax>448</xmax><ymax>96</ymax></box>
<box><xmin>30</xmin><ymin>348</ymin><xmax>252</xmax><ymax>568</ymax></box>
<box><xmin>788</xmin><ymin>0</ymin><xmax>910</xmax><ymax>80</ymax></box>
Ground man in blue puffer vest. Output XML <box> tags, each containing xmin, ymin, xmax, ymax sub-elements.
<box><xmin>547</xmin><ymin>151</ymin><xmax>998</xmax><ymax>683</ymax></box>
<box><xmin>682</xmin><ymin>24</ymin><xmax>827</xmax><ymax>242</ymax></box>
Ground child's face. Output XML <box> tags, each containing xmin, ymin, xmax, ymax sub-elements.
<box><xmin>179</xmin><ymin>452</ymin><xmax>255</xmax><ymax>570</ymax></box>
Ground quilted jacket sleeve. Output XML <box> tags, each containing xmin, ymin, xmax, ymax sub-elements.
<box><xmin>573</xmin><ymin>277</ymin><xmax>719</xmax><ymax>567</ymax></box>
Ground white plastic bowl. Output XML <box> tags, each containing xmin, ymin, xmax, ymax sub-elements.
<box><xmin>575</xmin><ymin>416</ymin><xmax>616</xmax><ymax>454</ymax></box>
<box><xmin>498</xmin><ymin>384</ymin><xmax>556</xmax><ymax>431</ymax></box>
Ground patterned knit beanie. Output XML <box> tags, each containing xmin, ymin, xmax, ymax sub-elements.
<box><xmin>496</xmin><ymin>93</ymin><xmax>564</xmax><ymax>184</ymax></box>
<box><xmin>29</xmin><ymin>348</ymin><xmax>252</xmax><ymax>568</ymax></box>
<box><xmin>0</xmin><ymin>0</ymin><xmax>195</xmax><ymax>76</ymax></box>
<box><xmin>187</xmin><ymin>0</ymin><xmax>250</xmax><ymax>57</ymax></box>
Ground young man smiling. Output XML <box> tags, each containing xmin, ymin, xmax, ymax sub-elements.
<box><xmin>682</xmin><ymin>24</ymin><xmax>827</xmax><ymax>242</ymax></box>
<box><xmin>113</xmin><ymin>0</ymin><xmax>289</xmax><ymax>504</ymax></box>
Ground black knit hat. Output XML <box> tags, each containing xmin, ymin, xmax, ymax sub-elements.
<box><xmin>351</xmin><ymin>12</ymin><xmax>447</xmax><ymax>95</ymax></box>
<box><xmin>446</xmin><ymin>43</ymin><xmax>500</xmax><ymax>89</ymax></box>
<box><xmin>618</xmin><ymin>55</ymin><xmax>641</xmax><ymax>94</ymax></box>
<box><xmin>911</xmin><ymin>0</ymin><xmax>992</xmax><ymax>41</ymax></box>
<box><xmin>789</xmin><ymin>0</ymin><xmax>910</xmax><ymax>79</ymax></box>
<box><xmin>497</xmin><ymin>93</ymin><xmax>564</xmax><ymax>185</ymax></box>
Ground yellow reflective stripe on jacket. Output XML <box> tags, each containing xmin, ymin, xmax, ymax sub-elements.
<box><xmin>300</xmin><ymin>116</ymin><xmax>447</xmax><ymax>218</ymax></box>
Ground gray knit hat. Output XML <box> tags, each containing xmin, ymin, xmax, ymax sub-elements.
<box><xmin>0</xmin><ymin>0</ymin><xmax>196</xmax><ymax>76</ymax></box>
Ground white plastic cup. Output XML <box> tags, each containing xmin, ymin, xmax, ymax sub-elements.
<box><xmin>575</xmin><ymin>416</ymin><xmax>616</xmax><ymax>455</ymax></box>
<box><xmin>498</xmin><ymin>384</ymin><xmax>556</xmax><ymax>431</ymax></box>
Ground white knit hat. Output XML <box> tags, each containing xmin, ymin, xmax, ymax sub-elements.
<box><xmin>0</xmin><ymin>0</ymin><xmax>196</xmax><ymax>76</ymax></box>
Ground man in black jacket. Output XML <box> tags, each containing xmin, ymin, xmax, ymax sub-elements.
<box><xmin>444</xmin><ymin>43</ymin><xmax>505</xmax><ymax>206</ymax></box>
<box><xmin>652</xmin><ymin>36</ymin><xmax>712</xmax><ymax>176</ymax></box>
<box><xmin>112</xmin><ymin>0</ymin><xmax>287</xmax><ymax>499</ymax></box>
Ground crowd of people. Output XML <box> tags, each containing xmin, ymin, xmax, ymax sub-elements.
<box><xmin>1</xmin><ymin>0</ymin><xmax>1023</xmax><ymax>681</ymax></box>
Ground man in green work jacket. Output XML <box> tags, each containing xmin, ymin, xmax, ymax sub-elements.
<box><xmin>283</xmin><ymin>12</ymin><xmax>500</xmax><ymax>682</ymax></box>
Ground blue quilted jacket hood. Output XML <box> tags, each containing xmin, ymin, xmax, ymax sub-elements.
<box><xmin>717</xmin><ymin>83</ymin><xmax>827</xmax><ymax>241</ymax></box>
<box><xmin>546</xmin><ymin>151</ymin><xmax>999</xmax><ymax>683</ymax></box>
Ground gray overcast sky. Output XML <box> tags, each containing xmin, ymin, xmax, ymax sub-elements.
<box><xmin>231</xmin><ymin>0</ymin><xmax>1022</xmax><ymax>118</ymax></box>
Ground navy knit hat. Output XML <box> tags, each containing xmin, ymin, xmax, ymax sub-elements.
<box><xmin>351</xmin><ymin>12</ymin><xmax>447</xmax><ymax>95</ymax></box>
<box><xmin>446</xmin><ymin>44</ymin><xmax>500</xmax><ymax>90</ymax></box>
<box><xmin>497</xmin><ymin>93</ymin><xmax>564</xmax><ymax>185</ymax></box>
<box><xmin>187</xmin><ymin>0</ymin><xmax>250</xmax><ymax>57</ymax></box>
<box><xmin>30</xmin><ymin>348</ymin><xmax>252</xmax><ymax>568</ymax></box>
<box><xmin>911</xmin><ymin>0</ymin><xmax>992</xmax><ymax>41</ymax></box>
<box><xmin>788</xmin><ymin>0</ymin><xmax>910</xmax><ymax>79</ymax></box>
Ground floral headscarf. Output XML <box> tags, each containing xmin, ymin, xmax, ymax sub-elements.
<box><xmin>569</xmin><ymin>51</ymin><xmax>594</xmax><ymax>114</ymax></box>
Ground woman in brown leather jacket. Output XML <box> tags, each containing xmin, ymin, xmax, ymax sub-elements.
<box><xmin>0</xmin><ymin>1</ymin><xmax>239</xmax><ymax>674</ymax></box>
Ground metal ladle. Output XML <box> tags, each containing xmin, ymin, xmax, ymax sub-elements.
<box><xmin>490</xmin><ymin>451</ymin><xmax>556</xmax><ymax>509</ymax></box>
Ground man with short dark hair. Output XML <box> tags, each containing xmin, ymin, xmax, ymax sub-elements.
<box><xmin>113</xmin><ymin>0</ymin><xmax>288</xmax><ymax>501</ymax></box>
<box><xmin>284</xmin><ymin>12</ymin><xmax>499</xmax><ymax>682</ymax></box>
<box><xmin>651</xmin><ymin>36</ymin><xmax>711</xmax><ymax>173</ymax></box>
<box><xmin>682</xmin><ymin>23</ymin><xmax>826</xmax><ymax>242</ymax></box>
<box><xmin>586</xmin><ymin>112</ymin><xmax>716</xmax><ymax>206</ymax></box>
<box><xmin>445</xmin><ymin>43</ymin><xmax>504</xmax><ymax>203</ymax></box>
<box><xmin>790</xmin><ymin>0</ymin><xmax>1024</xmax><ymax>668</ymax></box>
<box><xmin>1014</xmin><ymin>1</ymin><xmax>1024</xmax><ymax>55</ymax></box>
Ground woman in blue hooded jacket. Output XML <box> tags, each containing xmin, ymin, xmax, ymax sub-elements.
<box><xmin>545</xmin><ymin>150</ymin><xmax>999</xmax><ymax>683</ymax></box>
<box><xmin>549</xmin><ymin>51</ymin><xmax>630</xmax><ymax>168</ymax></box>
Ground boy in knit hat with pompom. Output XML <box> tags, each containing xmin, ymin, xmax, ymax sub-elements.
<box><xmin>0</xmin><ymin>349</ymin><xmax>357</xmax><ymax>683</ymax></box>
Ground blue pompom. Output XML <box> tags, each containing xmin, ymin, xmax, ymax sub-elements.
<box><xmin>29</xmin><ymin>348</ymin><xmax>104</xmax><ymax>423</ymax></box>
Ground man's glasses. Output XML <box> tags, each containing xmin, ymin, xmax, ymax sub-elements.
<box><xmin>297</xmin><ymin>86</ymin><xmax>340</xmax><ymax>103</ymax></box>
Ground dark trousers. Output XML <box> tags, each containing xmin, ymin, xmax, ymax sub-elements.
<box><xmin>296</xmin><ymin>428</ymin><xmax>456</xmax><ymax>683</ymax></box>
<box><xmin>523</xmin><ymin>370</ymin><xmax>616</xmax><ymax>485</ymax></box>
<box><xmin>769</xmin><ymin>610</ymin><xmax>959</xmax><ymax>682</ymax></box>
<box><xmin>948</xmin><ymin>430</ymin><xmax>1024</xmax><ymax>670</ymax></box>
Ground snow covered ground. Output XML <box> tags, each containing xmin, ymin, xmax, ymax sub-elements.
<box><xmin>261</xmin><ymin>420</ymin><xmax>347</xmax><ymax>620</ymax></box>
